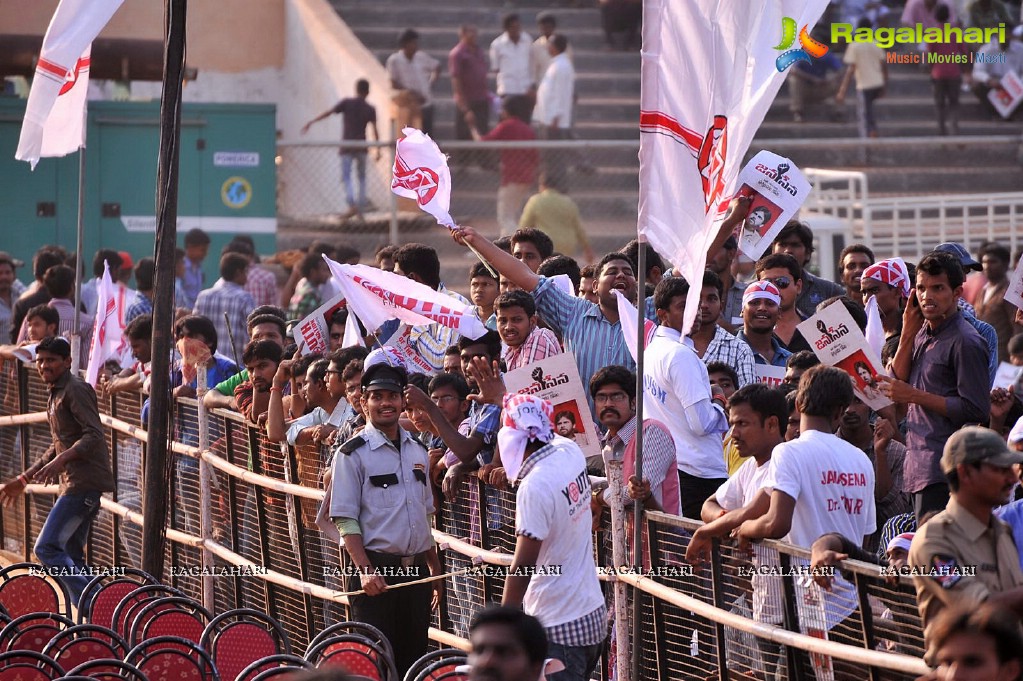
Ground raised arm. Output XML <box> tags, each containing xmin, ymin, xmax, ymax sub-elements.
<box><xmin>452</xmin><ymin>226</ymin><xmax>541</xmax><ymax>292</ymax></box>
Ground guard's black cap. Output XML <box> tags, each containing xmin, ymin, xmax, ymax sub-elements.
<box><xmin>361</xmin><ymin>363</ymin><xmax>408</xmax><ymax>393</ymax></box>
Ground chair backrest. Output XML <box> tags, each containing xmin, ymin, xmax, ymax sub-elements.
<box><xmin>124</xmin><ymin>635</ymin><xmax>219</xmax><ymax>681</ymax></box>
<box><xmin>41</xmin><ymin>624</ymin><xmax>129</xmax><ymax>672</ymax></box>
<box><xmin>236</xmin><ymin>653</ymin><xmax>312</xmax><ymax>681</ymax></box>
<box><xmin>0</xmin><ymin>563</ymin><xmax>68</xmax><ymax>619</ymax></box>
<box><xmin>127</xmin><ymin>596</ymin><xmax>211</xmax><ymax>647</ymax></box>
<box><xmin>0</xmin><ymin>612</ymin><xmax>75</xmax><ymax>653</ymax></box>
<box><xmin>415</xmin><ymin>658</ymin><xmax>470</xmax><ymax>681</ymax></box>
<box><xmin>201</xmin><ymin>612</ymin><xmax>289</xmax><ymax>681</ymax></box>
<box><xmin>109</xmin><ymin>584</ymin><xmax>184</xmax><ymax>638</ymax></box>
<box><xmin>306</xmin><ymin>635</ymin><xmax>393</xmax><ymax>681</ymax></box>
<box><xmin>403</xmin><ymin>649</ymin><xmax>469</xmax><ymax>681</ymax></box>
<box><xmin>306</xmin><ymin>620</ymin><xmax>394</xmax><ymax>662</ymax></box>
<box><xmin>66</xmin><ymin>658</ymin><xmax>148</xmax><ymax>681</ymax></box>
<box><xmin>76</xmin><ymin>564</ymin><xmax>156</xmax><ymax>621</ymax></box>
<box><xmin>77</xmin><ymin>576</ymin><xmax>153</xmax><ymax>628</ymax></box>
<box><xmin>0</xmin><ymin>649</ymin><xmax>65</xmax><ymax>680</ymax></box>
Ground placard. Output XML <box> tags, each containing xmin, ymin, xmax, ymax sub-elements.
<box><xmin>502</xmin><ymin>352</ymin><xmax>601</xmax><ymax>465</ymax></box>
<box><xmin>993</xmin><ymin>361</ymin><xmax>1023</xmax><ymax>391</ymax></box>
<box><xmin>1005</xmin><ymin>252</ymin><xmax>1023</xmax><ymax>311</ymax></box>
<box><xmin>734</xmin><ymin>150</ymin><xmax>812</xmax><ymax>261</ymax></box>
<box><xmin>988</xmin><ymin>71</ymin><xmax>1023</xmax><ymax>119</ymax></box>
<box><xmin>294</xmin><ymin>293</ymin><xmax>347</xmax><ymax>356</ymax></box>
<box><xmin>797</xmin><ymin>302</ymin><xmax>893</xmax><ymax>410</ymax></box>
<box><xmin>754</xmin><ymin>364</ymin><xmax>787</xmax><ymax>388</ymax></box>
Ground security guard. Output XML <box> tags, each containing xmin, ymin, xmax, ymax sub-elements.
<box><xmin>330</xmin><ymin>362</ymin><xmax>442</xmax><ymax>675</ymax></box>
<box><xmin>909</xmin><ymin>426</ymin><xmax>1023</xmax><ymax>660</ymax></box>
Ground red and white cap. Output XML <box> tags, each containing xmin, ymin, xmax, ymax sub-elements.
<box><xmin>742</xmin><ymin>280</ymin><xmax>781</xmax><ymax>309</ymax></box>
<box><xmin>498</xmin><ymin>393</ymin><xmax>555</xmax><ymax>482</ymax></box>
<box><xmin>862</xmin><ymin>258</ymin><xmax>911</xmax><ymax>299</ymax></box>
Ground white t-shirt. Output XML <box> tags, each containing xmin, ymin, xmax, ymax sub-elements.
<box><xmin>643</xmin><ymin>326</ymin><xmax>729</xmax><ymax>478</ymax></box>
<box><xmin>763</xmin><ymin>429</ymin><xmax>877</xmax><ymax>630</ymax></box>
<box><xmin>385</xmin><ymin>50</ymin><xmax>440</xmax><ymax>105</ymax></box>
<box><xmin>843</xmin><ymin>42</ymin><xmax>886</xmax><ymax>91</ymax></box>
<box><xmin>515</xmin><ymin>437</ymin><xmax>605</xmax><ymax>628</ymax></box>
<box><xmin>489</xmin><ymin>31</ymin><xmax>534</xmax><ymax>96</ymax></box>
<box><xmin>716</xmin><ymin>458</ymin><xmax>783</xmax><ymax>624</ymax></box>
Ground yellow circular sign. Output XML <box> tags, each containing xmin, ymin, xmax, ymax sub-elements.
<box><xmin>221</xmin><ymin>176</ymin><xmax>252</xmax><ymax>209</ymax></box>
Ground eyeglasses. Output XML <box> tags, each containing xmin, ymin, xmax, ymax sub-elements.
<box><xmin>765</xmin><ymin>276</ymin><xmax>792</xmax><ymax>290</ymax></box>
<box><xmin>431</xmin><ymin>395</ymin><xmax>460</xmax><ymax>405</ymax></box>
<box><xmin>594</xmin><ymin>391</ymin><xmax>629</xmax><ymax>404</ymax></box>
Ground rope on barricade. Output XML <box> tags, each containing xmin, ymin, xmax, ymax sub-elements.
<box><xmin>616</xmin><ymin>571</ymin><xmax>930</xmax><ymax>675</ymax></box>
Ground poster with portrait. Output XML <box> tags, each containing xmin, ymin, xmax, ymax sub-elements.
<box><xmin>1004</xmin><ymin>252</ymin><xmax>1023</xmax><ymax>311</ymax></box>
<box><xmin>734</xmin><ymin>150</ymin><xmax>813</xmax><ymax>261</ymax></box>
<box><xmin>503</xmin><ymin>352</ymin><xmax>601</xmax><ymax>465</ymax></box>
<box><xmin>988</xmin><ymin>70</ymin><xmax>1023</xmax><ymax>119</ymax></box>
<box><xmin>294</xmin><ymin>293</ymin><xmax>347</xmax><ymax>356</ymax></box>
<box><xmin>797</xmin><ymin>302</ymin><xmax>892</xmax><ymax>411</ymax></box>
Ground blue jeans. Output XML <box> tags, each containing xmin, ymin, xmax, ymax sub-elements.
<box><xmin>341</xmin><ymin>153</ymin><xmax>367</xmax><ymax>209</ymax></box>
<box><xmin>34</xmin><ymin>491</ymin><xmax>102</xmax><ymax>606</ymax></box>
<box><xmin>547</xmin><ymin>641</ymin><xmax>602</xmax><ymax>681</ymax></box>
<box><xmin>856</xmin><ymin>87</ymin><xmax>883</xmax><ymax>138</ymax></box>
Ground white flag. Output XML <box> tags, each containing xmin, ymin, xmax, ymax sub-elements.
<box><xmin>639</xmin><ymin>0</ymin><xmax>829</xmax><ymax>334</ymax></box>
<box><xmin>323</xmin><ymin>259</ymin><xmax>487</xmax><ymax>341</ymax></box>
<box><xmin>15</xmin><ymin>0</ymin><xmax>125</xmax><ymax>169</ymax></box>
<box><xmin>612</xmin><ymin>290</ymin><xmax>655</xmax><ymax>365</ymax></box>
<box><xmin>85</xmin><ymin>262</ymin><xmax>129</xmax><ymax>386</ymax></box>
<box><xmin>391</xmin><ymin>127</ymin><xmax>456</xmax><ymax>228</ymax></box>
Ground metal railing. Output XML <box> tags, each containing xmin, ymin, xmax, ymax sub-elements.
<box><xmin>0</xmin><ymin>360</ymin><xmax>930</xmax><ymax>680</ymax></box>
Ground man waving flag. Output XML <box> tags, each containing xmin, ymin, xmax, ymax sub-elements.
<box><xmin>638</xmin><ymin>0</ymin><xmax>829</xmax><ymax>334</ymax></box>
<box><xmin>15</xmin><ymin>0</ymin><xmax>125</xmax><ymax>169</ymax></box>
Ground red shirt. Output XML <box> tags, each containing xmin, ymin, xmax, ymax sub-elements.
<box><xmin>928</xmin><ymin>33</ymin><xmax>969</xmax><ymax>80</ymax></box>
<box><xmin>448</xmin><ymin>42</ymin><xmax>489</xmax><ymax>102</ymax></box>
<box><xmin>482</xmin><ymin>118</ymin><xmax>538</xmax><ymax>185</ymax></box>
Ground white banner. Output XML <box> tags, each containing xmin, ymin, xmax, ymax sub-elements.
<box><xmin>638</xmin><ymin>0</ymin><xmax>829</xmax><ymax>333</ymax></box>
<box><xmin>85</xmin><ymin>262</ymin><xmax>129</xmax><ymax>386</ymax></box>
<box><xmin>735</xmin><ymin>150</ymin><xmax>812</xmax><ymax>261</ymax></box>
<box><xmin>612</xmin><ymin>290</ymin><xmax>655</xmax><ymax>364</ymax></box>
<box><xmin>15</xmin><ymin>0</ymin><xmax>125</xmax><ymax>168</ymax></box>
<box><xmin>323</xmin><ymin>259</ymin><xmax>487</xmax><ymax>341</ymax></box>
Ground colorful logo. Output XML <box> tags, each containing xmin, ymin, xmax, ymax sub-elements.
<box><xmin>774</xmin><ymin>16</ymin><xmax>829</xmax><ymax>72</ymax></box>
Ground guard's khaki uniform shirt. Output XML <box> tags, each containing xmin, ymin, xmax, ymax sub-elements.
<box><xmin>909</xmin><ymin>497</ymin><xmax>1023</xmax><ymax>654</ymax></box>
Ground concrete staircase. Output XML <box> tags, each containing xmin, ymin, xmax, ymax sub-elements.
<box><xmin>292</xmin><ymin>0</ymin><xmax>1023</xmax><ymax>282</ymax></box>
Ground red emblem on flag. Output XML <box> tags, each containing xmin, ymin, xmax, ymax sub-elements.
<box><xmin>392</xmin><ymin>153</ymin><xmax>440</xmax><ymax>206</ymax></box>
<box><xmin>639</xmin><ymin>111</ymin><xmax>730</xmax><ymax>215</ymax></box>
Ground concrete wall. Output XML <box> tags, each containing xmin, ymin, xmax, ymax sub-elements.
<box><xmin>3</xmin><ymin>0</ymin><xmax>285</xmax><ymax>72</ymax></box>
<box><xmin>277</xmin><ymin>0</ymin><xmax>394</xmax><ymax>216</ymax></box>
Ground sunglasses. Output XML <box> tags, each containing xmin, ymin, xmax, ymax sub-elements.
<box><xmin>765</xmin><ymin>276</ymin><xmax>792</xmax><ymax>290</ymax></box>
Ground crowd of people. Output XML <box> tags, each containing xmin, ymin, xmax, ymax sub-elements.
<box><xmin>6</xmin><ymin>205</ymin><xmax>1023</xmax><ymax>680</ymax></box>
<box><xmin>801</xmin><ymin>0</ymin><xmax>1023</xmax><ymax>136</ymax></box>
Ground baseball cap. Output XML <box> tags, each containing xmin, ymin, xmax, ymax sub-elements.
<box><xmin>361</xmin><ymin>363</ymin><xmax>408</xmax><ymax>393</ymax></box>
<box><xmin>0</xmin><ymin>252</ymin><xmax>25</xmax><ymax>268</ymax></box>
<box><xmin>119</xmin><ymin>251</ymin><xmax>134</xmax><ymax>270</ymax></box>
<box><xmin>933</xmin><ymin>242</ymin><xmax>981</xmax><ymax>272</ymax></box>
<box><xmin>940</xmin><ymin>426</ymin><xmax>1023</xmax><ymax>473</ymax></box>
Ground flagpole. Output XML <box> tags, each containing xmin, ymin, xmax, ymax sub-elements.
<box><xmin>142</xmin><ymin>0</ymin><xmax>187</xmax><ymax>580</ymax></box>
<box><xmin>631</xmin><ymin>239</ymin><xmax>646</xmax><ymax>681</ymax></box>
<box><xmin>71</xmin><ymin>145</ymin><xmax>86</xmax><ymax>373</ymax></box>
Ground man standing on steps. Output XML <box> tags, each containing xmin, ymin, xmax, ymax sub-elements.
<box><xmin>0</xmin><ymin>336</ymin><xmax>114</xmax><ymax>607</ymax></box>
<box><xmin>532</xmin><ymin>34</ymin><xmax>574</xmax><ymax>182</ymax></box>
<box><xmin>490</xmin><ymin>14</ymin><xmax>534</xmax><ymax>110</ymax></box>
<box><xmin>450</xmin><ymin>24</ymin><xmax>490</xmax><ymax>157</ymax></box>
<box><xmin>386</xmin><ymin>29</ymin><xmax>440</xmax><ymax>136</ymax></box>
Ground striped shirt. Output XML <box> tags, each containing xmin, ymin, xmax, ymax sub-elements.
<box><xmin>503</xmin><ymin>325</ymin><xmax>562</xmax><ymax>372</ymax></box>
<box><xmin>125</xmin><ymin>294</ymin><xmax>153</xmax><ymax>324</ymax></box>
<box><xmin>702</xmin><ymin>325</ymin><xmax>757</xmax><ymax>387</ymax></box>
<box><xmin>532</xmin><ymin>276</ymin><xmax>634</xmax><ymax>416</ymax></box>
<box><xmin>245</xmin><ymin>265</ymin><xmax>279</xmax><ymax>308</ymax></box>
<box><xmin>193</xmin><ymin>279</ymin><xmax>256</xmax><ymax>363</ymax></box>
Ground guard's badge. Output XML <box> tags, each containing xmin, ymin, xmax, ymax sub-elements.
<box><xmin>932</xmin><ymin>555</ymin><xmax>963</xmax><ymax>589</ymax></box>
